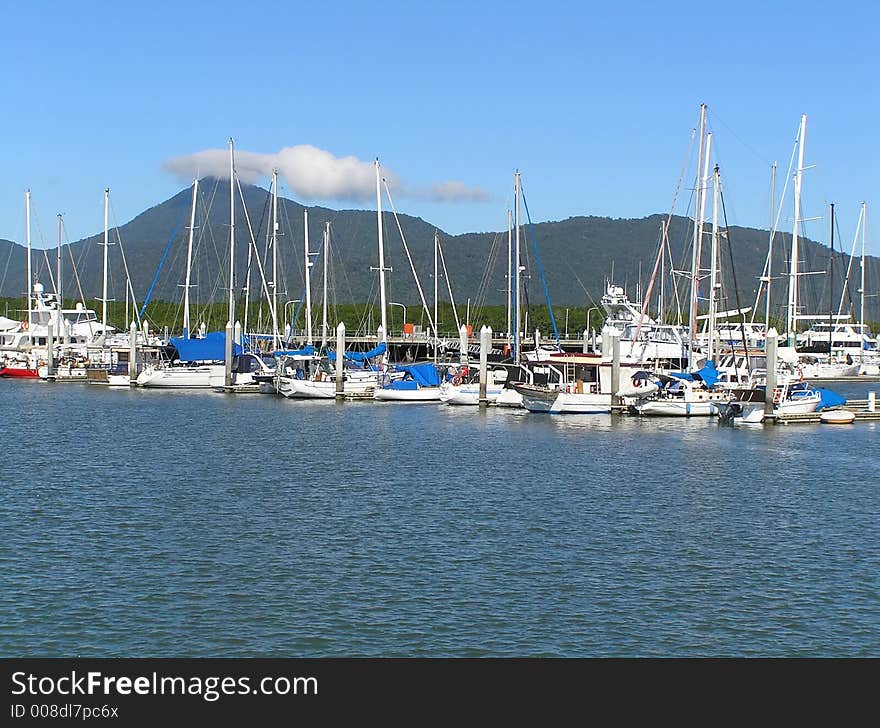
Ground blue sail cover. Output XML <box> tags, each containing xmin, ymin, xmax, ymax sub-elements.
<box><xmin>170</xmin><ymin>331</ymin><xmax>242</xmax><ymax>362</ymax></box>
<box><xmin>815</xmin><ymin>388</ymin><xmax>846</xmax><ymax>411</ymax></box>
<box><xmin>274</xmin><ymin>345</ymin><xmax>316</xmax><ymax>357</ymax></box>
<box><xmin>398</xmin><ymin>362</ymin><xmax>441</xmax><ymax>387</ymax></box>
<box><xmin>327</xmin><ymin>342</ymin><xmax>387</xmax><ymax>362</ymax></box>
<box><xmin>669</xmin><ymin>360</ymin><xmax>720</xmax><ymax>387</ymax></box>
<box><xmin>692</xmin><ymin>360</ymin><xmax>720</xmax><ymax>387</ymax></box>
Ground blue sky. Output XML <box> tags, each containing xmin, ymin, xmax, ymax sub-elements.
<box><xmin>2</xmin><ymin>0</ymin><xmax>877</xmax><ymax>254</ymax></box>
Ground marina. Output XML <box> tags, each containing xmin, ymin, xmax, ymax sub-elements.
<box><xmin>3</xmin><ymin>3</ymin><xmax>879</xmax><ymax>676</ymax></box>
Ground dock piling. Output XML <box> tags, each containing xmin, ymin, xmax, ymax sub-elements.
<box><xmin>224</xmin><ymin>321</ymin><xmax>233</xmax><ymax>387</ymax></box>
<box><xmin>46</xmin><ymin>317</ymin><xmax>54</xmax><ymax>377</ymax></box>
<box><xmin>765</xmin><ymin>328</ymin><xmax>778</xmax><ymax>418</ymax></box>
<box><xmin>129</xmin><ymin>321</ymin><xmax>137</xmax><ymax>382</ymax></box>
<box><xmin>336</xmin><ymin>322</ymin><xmax>345</xmax><ymax>398</ymax></box>
<box><xmin>479</xmin><ymin>325</ymin><xmax>491</xmax><ymax>403</ymax></box>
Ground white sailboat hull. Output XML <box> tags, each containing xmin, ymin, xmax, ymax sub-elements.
<box><xmin>374</xmin><ymin>386</ymin><xmax>442</xmax><ymax>402</ymax></box>
<box><xmin>439</xmin><ymin>383</ymin><xmax>505</xmax><ymax>405</ymax></box>
<box><xmin>636</xmin><ymin>399</ymin><xmax>721</xmax><ymax>417</ymax></box>
<box><xmin>136</xmin><ymin>364</ymin><xmax>224</xmax><ymax>388</ymax></box>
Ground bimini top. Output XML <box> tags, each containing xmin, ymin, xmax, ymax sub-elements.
<box><xmin>169</xmin><ymin>331</ymin><xmax>243</xmax><ymax>362</ymax></box>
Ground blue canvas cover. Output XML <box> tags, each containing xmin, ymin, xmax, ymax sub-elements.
<box><xmin>328</xmin><ymin>342</ymin><xmax>387</xmax><ymax>362</ymax></box>
<box><xmin>397</xmin><ymin>362</ymin><xmax>441</xmax><ymax>387</ymax></box>
<box><xmin>170</xmin><ymin>331</ymin><xmax>242</xmax><ymax>362</ymax></box>
<box><xmin>815</xmin><ymin>388</ymin><xmax>846</xmax><ymax>411</ymax></box>
<box><xmin>386</xmin><ymin>379</ymin><xmax>419</xmax><ymax>391</ymax></box>
<box><xmin>275</xmin><ymin>345</ymin><xmax>316</xmax><ymax>357</ymax></box>
<box><xmin>668</xmin><ymin>360</ymin><xmax>720</xmax><ymax>387</ymax></box>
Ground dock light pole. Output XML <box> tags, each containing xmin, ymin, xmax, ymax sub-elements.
<box><xmin>585</xmin><ymin>306</ymin><xmax>598</xmax><ymax>332</ymax></box>
<box><xmin>389</xmin><ymin>302</ymin><xmax>407</xmax><ymax>334</ymax></box>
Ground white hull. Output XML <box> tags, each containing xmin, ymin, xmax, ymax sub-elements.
<box><xmin>439</xmin><ymin>383</ymin><xmax>505</xmax><ymax>405</ymax></box>
<box><xmin>285</xmin><ymin>370</ymin><xmax>379</xmax><ymax>399</ymax></box>
<box><xmin>636</xmin><ymin>399</ymin><xmax>721</xmax><ymax>417</ymax></box>
<box><xmin>374</xmin><ymin>386</ymin><xmax>441</xmax><ymax>402</ymax></box>
<box><xmin>517</xmin><ymin>386</ymin><xmax>611</xmax><ymax>414</ymax></box>
<box><xmin>495</xmin><ymin>388</ymin><xmax>524</xmax><ymax>408</ymax></box>
<box><xmin>38</xmin><ymin>365</ymin><xmax>88</xmax><ymax>381</ymax></box>
<box><xmin>800</xmin><ymin>362</ymin><xmax>861</xmax><ymax>379</ymax></box>
<box><xmin>136</xmin><ymin>364</ymin><xmax>224</xmax><ymax>388</ymax></box>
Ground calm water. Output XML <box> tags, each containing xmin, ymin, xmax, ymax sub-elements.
<box><xmin>1</xmin><ymin>380</ymin><xmax>878</xmax><ymax>657</ymax></box>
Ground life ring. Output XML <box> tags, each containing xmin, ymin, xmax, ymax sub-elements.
<box><xmin>772</xmin><ymin>388</ymin><xmax>782</xmax><ymax>404</ymax></box>
<box><xmin>452</xmin><ymin>375</ymin><xmax>462</xmax><ymax>386</ymax></box>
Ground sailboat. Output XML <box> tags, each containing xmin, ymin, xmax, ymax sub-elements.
<box><xmin>137</xmin><ymin>144</ymin><xmax>246</xmax><ymax>388</ymax></box>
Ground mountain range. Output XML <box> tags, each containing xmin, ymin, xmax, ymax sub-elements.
<box><xmin>1</xmin><ymin>179</ymin><xmax>877</xmax><ymax>325</ymax></box>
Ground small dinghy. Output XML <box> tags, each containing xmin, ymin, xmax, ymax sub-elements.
<box><xmin>819</xmin><ymin>409</ymin><xmax>855</xmax><ymax>425</ymax></box>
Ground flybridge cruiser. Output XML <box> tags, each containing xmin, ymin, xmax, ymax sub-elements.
<box><xmin>796</xmin><ymin>321</ymin><xmax>878</xmax><ymax>376</ymax></box>
<box><xmin>599</xmin><ymin>283</ymin><xmax>689</xmax><ymax>365</ymax></box>
<box><xmin>0</xmin><ymin>282</ymin><xmax>114</xmax><ymax>353</ymax></box>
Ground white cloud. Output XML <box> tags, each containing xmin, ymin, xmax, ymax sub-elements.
<box><xmin>426</xmin><ymin>180</ymin><xmax>491</xmax><ymax>202</ymax></box>
<box><xmin>163</xmin><ymin>144</ymin><xmax>489</xmax><ymax>204</ymax></box>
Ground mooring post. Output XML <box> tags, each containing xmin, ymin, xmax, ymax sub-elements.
<box><xmin>46</xmin><ymin>316</ymin><xmax>54</xmax><ymax>377</ymax></box>
<box><xmin>601</xmin><ymin>328</ymin><xmax>611</xmax><ymax>357</ymax></box>
<box><xmin>868</xmin><ymin>391</ymin><xmax>876</xmax><ymax>413</ymax></box>
<box><xmin>459</xmin><ymin>324</ymin><xmax>469</xmax><ymax>366</ymax></box>
<box><xmin>765</xmin><ymin>327</ymin><xmax>778</xmax><ymax>418</ymax></box>
<box><xmin>611</xmin><ymin>331</ymin><xmax>621</xmax><ymax>406</ymax></box>
<box><xmin>234</xmin><ymin>321</ymin><xmax>242</xmax><ymax>346</ymax></box>
<box><xmin>224</xmin><ymin>320</ymin><xmax>233</xmax><ymax>388</ymax></box>
<box><xmin>336</xmin><ymin>321</ymin><xmax>345</xmax><ymax>398</ymax></box>
<box><xmin>479</xmin><ymin>325</ymin><xmax>491</xmax><ymax>404</ymax></box>
<box><xmin>129</xmin><ymin>321</ymin><xmax>137</xmax><ymax>382</ymax></box>
<box><xmin>142</xmin><ymin>319</ymin><xmax>149</xmax><ymax>341</ymax></box>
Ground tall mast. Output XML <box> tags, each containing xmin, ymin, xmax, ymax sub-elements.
<box><xmin>228</xmin><ymin>138</ymin><xmax>236</xmax><ymax>325</ymax></box>
<box><xmin>321</xmin><ymin>222</ymin><xmax>329</xmax><ymax>348</ymax></box>
<box><xmin>766</xmin><ymin>161</ymin><xmax>777</xmax><ymax>328</ymax></box>
<box><xmin>828</xmin><ymin>203</ymin><xmax>835</xmax><ymax>354</ymax></box>
<box><xmin>506</xmin><ymin>209</ymin><xmax>512</xmax><ymax>344</ymax></box>
<box><xmin>688</xmin><ymin>103</ymin><xmax>708</xmax><ymax>366</ymax></box>
<box><xmin>786</xmin><ymin>114</ymin><xmax>807</xmax><ymax>346</ymax></box>
<box><xmin>304</xmin><ymin>208</ymin><xmax>312</xmax><ymax>345</ymax></box>
<box><xmin>56</xmin><ymin>213</ymin><xmax>63</xmax><ymax>309</ymax></box>
<box><xmin>514</xmin><ymin>171</ymin><xmax>522</xmax><ymax>363</ymax></box>
<box><xmin>708</xmin><ymin>164</ymin><xmax>720</xmax><ymax>363</ymax></box>
<box><xmin>658</xmin><ymin>221</ymin><xmax>666</xmax><ymax>321</ymax></box>
<box><xmin>102</xmin><ymin>188</ymin><xmax>110</xmax><ymax>332</ymax></box>
<box><xmin>271</xmin><ymin>169</ymin><xmax>280</xmax><ymax>350</ymax></box>
<box><xmin>434</xmin><ymin>230</ymin><xmax>439</xmax><ymax>365</ymax></box>
<box><xmin>860</xmin><ymin>202</ymin><xmax>867</xmax><ymax>335</ymax></box>
<box><xmin>374</xmin><ymin>159</ymin><xmax>388</xmax><ymax>345</ymax></box>
<box><xmin>25</xmin><ymin>191</ymin><xmax>32</xmax><ymax>325</ymax></box>
<box><xmin>183</xmin><ymin>178</ymin><xmax>198</xmax><ymax>337</ymax></box>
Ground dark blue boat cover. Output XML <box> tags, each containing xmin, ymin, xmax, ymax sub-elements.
<box><xmin>170</xmin><ymin>331</ymin><xmax>243</xmax><ymax>362</ymax></box>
